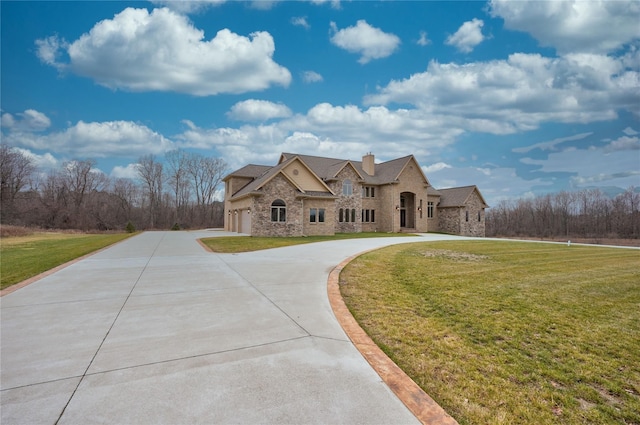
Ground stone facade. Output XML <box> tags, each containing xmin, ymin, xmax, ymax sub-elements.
<box><xmin>252</xmin><ymin>174</ymin><xmax>303</xmax><ymax>237</ymax></box>
<box><xmin>436</xmin><ymin>189</ymin><xmax>486</xmax><ymax>237</ymax></box>
<box><xmin>223</xmin><ymin>153</ymin><xmax>488</xmax><ymax>237</ymax></box>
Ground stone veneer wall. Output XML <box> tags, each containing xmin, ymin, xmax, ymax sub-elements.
<box><xmin>437</xmin><ymin>191</ymin><xmax>486</xmax><ymax>237</ymax></box>
<box><xmin>436</xmin><ymin>208</ymin><xmax>461</xmax><ymax>235</ymax></box>
<box><xmin>460</xmin><ymin>191</ymin><xmax>486</xmax><ymax>237</ymax></box>
<box><xmin>328</xmin><ymin>166</ymin><xmax>362</xmax><ymax>233</ymax></box>
<box><xmin>251</xmin><ymin>174</ymin><xmax>303</xmax><ymax>237</ymax></box>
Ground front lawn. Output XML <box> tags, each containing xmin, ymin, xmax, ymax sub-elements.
<box><xmin>340</xmin><ymin>240</ymin><xmax>640</xmax><ymax>424</ymax></box>
<box><xmin>200</xmin><ymin>232</ymin><xmax>416</xmax><ymax>253</ymax></box>
<box><xmin>1</xmin><ymin>232</ymin><xmax>134</xmax><ymax>289</ymax></box>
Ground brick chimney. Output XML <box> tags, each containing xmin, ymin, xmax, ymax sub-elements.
<box><xmin>362</xmin><ymin>153</ymin><xmax>375</xmax><ymax>176</ymax></box>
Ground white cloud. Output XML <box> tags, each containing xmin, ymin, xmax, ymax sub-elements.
<box><xmin>417</xmin><ymin>31</ymin><xmax>431</xmax><ymax>46</ymax></box>
<box><xmin>111</xmin><ymin>163</ymin><xmax>140</xmax><ymax>179</ymax></box>
<box><xmin>422</xmin><ymin>162</ymin><xmax>451</xmax><ymax>174</ymax></box>
<box><xmin>310</xmin><ymin>0</ymin><xmax>341</xmax><ymax>9</ymax></box>
<box><xmin>291</xmin><ymin>16</ymin><xmax>310</xmax><ymax>29</ymax></box>
<box><xmin>445</xmin><ymin>18</ymin><xmax>485</xmax><ymax>53</ymax></box>
<box><xmin>0</xmin><ymin>109</ymin><xmax>51</xmax><ymax>132</ymax></box>
<box><xmin>365</xmin><ymin>53</ymin><xmax>637</xmax><ymax>133</ymax></box>
<box><xmin>512</xmin><ymin>132</ymin><xmax>593</xmax><ymax>153</ymax></box>
<box><xmin>15</xmin><ymin>148</ymin><xmax>59</xmax><ymax>171</ymax></box>
<box><xmin>35</xmin><ymin>36</ymin><xmax>68</xmax><ymax>70</ymax></box>
<box><xmin>330</xmin><ymin>20</ymin><xmax>400</xmax><ymax>64</ymax></box>
<box><xmin>301</xmin><ymin>70</ymin><xmax>323</xmax><ymax>83</ymax></box>
<box><xmin>4</xmin><ymin>120</ymin><xmax>174</xmax><ymax>158</ymax></box>
<box><xmin>489</xmin><ymin>0</ymin><xmax>640</xmax><ymax>54</ymax></box>
<box><xmin>521</xmin><ymin>144</ymin><xmax>640</xmax><ymax>189</ymax></box>
<box><xmin>623</xmin><ymin>126</ymin><xmax>639</xmax><ymax>136</ymax></box>
<box><xmin>227</xmin><ymin>99</ymin><xmax>292</xmax><ymax>121</ymax></box>
<box><xmin>603</xmin><ymin>135</ymin><xmax>640</xmax><ymax>152</ymax></box>
<box><xmin>150</xmin><ymin>0</ymin><xmax>227</xmax><ymax>13</ymax></box>
<box><xmin>36</xmin><ymin>7</ymin><xmax>291</xmax><ymax>96</ymax></box>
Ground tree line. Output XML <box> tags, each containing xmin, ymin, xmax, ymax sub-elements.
<box><xmin>485</xmin><ymin>187</ymin><xmax>640</xmax><ymax>240</ymax></box>
<box><xmin>0</xmin><ymin>144</ymin><xmax>228</xmax><ymax>231</ymax></box>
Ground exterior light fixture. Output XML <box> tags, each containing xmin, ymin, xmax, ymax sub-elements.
<box><xmin>395</xmin><ymin>205</ymin><xmax>400</xmax><ymax>210</ymax></box>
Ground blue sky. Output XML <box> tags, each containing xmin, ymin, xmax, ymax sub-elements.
<box><xmin>2</xmin><ymin>0</ymin><xmax>639</xmax><ymax>206</ymax></box>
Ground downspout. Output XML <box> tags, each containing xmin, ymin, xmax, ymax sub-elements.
<box><xmin>301</xmin><ymin>197</ymin><xmax>305</xmax><ymax>237</ymax></box>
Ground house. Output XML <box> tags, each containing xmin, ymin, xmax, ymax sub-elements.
<box><xmin>223</xmin><ymin>152</ymin><xmax>488</xmax><ymax>237</ymax></box>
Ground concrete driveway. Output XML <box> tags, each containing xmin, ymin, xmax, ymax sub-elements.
<box><xmin>1</xmin><ymin>230</ymin><xmax>465</xmax><ymax>424</ymax></box>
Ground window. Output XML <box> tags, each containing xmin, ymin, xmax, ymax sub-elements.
<box><xmin>362</xmin><ymin>186</ymin><xmax>375</xmax><ymax>198</ymax></box>
<box><xmin>351</xmin><ymin>209</ymin><xmax>356</xmax><ymax>222</ymax></box>
<box><xmin>362</xmin><ymin>209</ymin><xmax>376</xmax><ymax>223</ymax></box>
<box><xmin>339</xmin><ymin>208</ymin><xmax>344</xmax><ymax>222</ymax></box>
<box><xmin>342</xmin><ymin>179</ymin><xmax>352</xmax><ymax>196</ymax></box>
<box><xmin>478</xmin><ymin>211</ymin><xmax>481</xmax><ymax>222</ymax></box>
<box><xmin>345</xmin><ymin>208</ymin><xmax>350</xmax><ymax>222</ymax></box>
<box><xmin>465</xmin><ymin>210</ymin><xmax>469</xmax><ymax>222</ymax></box>
<box><xmin>310</xmin><ymin>208</ymin><xmax>325</xmax><ymax>223</ymax></box>
<box><xmin>427</xmin><ymin>202</ymin><xmax>434</xmax><ymax>218</ymax></box>
<box><xmin>271</xmin><ymin>199</ymin><xmax>286</xmax><ymax>222</ymax></box>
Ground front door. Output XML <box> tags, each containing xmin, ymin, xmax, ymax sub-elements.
<box><xmin>400</xmin><ymin>209</ymin><xmax>406</xmax><ymax>227</ymax></box>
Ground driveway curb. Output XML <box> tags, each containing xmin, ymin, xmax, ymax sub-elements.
<box><xmin>327</xmin><ymin>251</ymin><xmax>459</xmax><ymax>425</ymax></box>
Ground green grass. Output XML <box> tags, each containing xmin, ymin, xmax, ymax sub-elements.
<box><xmin>200</xmin><ymin>232</ymin><xmax>416</xmax><ymax>253</ymax></box>
<box><xmin>340</xmin><ymin>240</ymin><xmax>640</xmax><ymax>425</ymax></box>
<box><xmin>1</xmin><ymin>232</ymin><xmax>134</xmax><ymax>289</ymax></box>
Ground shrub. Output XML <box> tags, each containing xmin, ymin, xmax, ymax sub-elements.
<box><xmin>171</xmin><ymin>223</ymin><xmax>180</xmax><ymax>231</ymax></box>
<box><xmin>125</xmin><ymin>221</ymin><xmax>136</xmax><ymax>233</ymax></box>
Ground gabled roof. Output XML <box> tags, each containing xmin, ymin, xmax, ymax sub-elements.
<box><xmin>223</xmin><ymin>164</ymin><xmax>271</xmax><ymax>180</ymax></box>
<box><xmin>280</xmin><ymin>152</ymin><xmax>428</xmax><ymax>186</ymax></box>
<box><xmin>229</xmin><ymin>156</ymin><xmax>333</xmax><ymax>200</ymax></box>
<box><xmin>438</xmin><ymin>185</ymin><xmax>488</xmax><ymax>208</ymax></box>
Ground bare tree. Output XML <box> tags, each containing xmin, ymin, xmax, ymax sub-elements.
<box><xmin>187</xmin><ymin>154</ymin><xmax>227</xmax><ymax>226</ymax></box>
<box><xmin>0</xmin><ymin>144</ymin><xmax>36</xmax><ymax>221</ymax></box>
<box><xmin>165</xmin><ymin>149</ymin><xmax>191</xmax><ymax>225</ymax></box>
<box><xmin>136</xmin><ymin>154</ymin><xmax>164</xmax><ymax>228</ymax></box>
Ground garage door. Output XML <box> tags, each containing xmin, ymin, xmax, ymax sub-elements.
<box><xmin>239</xmin><ymin>209</ymin><xmax>251</xmax><ymax>234</ymax></box>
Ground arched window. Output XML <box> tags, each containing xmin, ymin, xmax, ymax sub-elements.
<box><xmin>271</xmin><ymin>199</ymin><xmax>286</xmax><ymax>222</ymax></box>
<box><xmin>342</xmin><ymin>179</ymin><xmax>352</xmax><ymax>196</ymax></box>
<box><xmin>339</xmin><ymin>208</ymin><xmax>344</xmax><ymax>222</ymax></box>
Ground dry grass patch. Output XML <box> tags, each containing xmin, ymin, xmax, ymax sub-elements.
<box><xmin>340</xmin><ymin>240</ymin><xmax>640</xmax><ymax>425</ymax></box>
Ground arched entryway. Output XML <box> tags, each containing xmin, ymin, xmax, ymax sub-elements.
<box><xmin>400</xmin><ymin>192</ymin><xmax>416</xmax><ymax>230</ymax></box>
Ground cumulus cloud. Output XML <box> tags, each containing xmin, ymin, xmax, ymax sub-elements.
<box><xmin>417</xmin><ymin>31</ymin><xmax>431</xmax><ymax>46</ymax></box>
<box><xmin>291</xmin><ymin>16</ymin><xmax>310</xmax><ymax>29</ymax></box>
<box><xmin>422</xmin><ymin>162</ymin><xmax>452</xmax><ymax>174</ymax></box>
<box><xmin>35</xmin><ymin>7</ymin><xmax>291</xmax><ymax>96</ymax></box>
<box><xmin>227</xmin><ymin>99</ymin><xmax>292</xmax><ymax>121</ymax></box>
<box><xmin>1</xmin><ymin>109</ymin><xmax>51</xmax><ymax>132</ymax></box>
<box><xmin>365</xmin><ymin>53</ymin><xmax>638</xmax><ymax>133</ymax></box>
<box><xmin>603</xmin><ymin>135</ymin><xmax>640</xmax><ymax>152</ymax></box>
<box><xmin>111</xmin><ymin>163</ymin><xmax>140</xmax><ymax>179</ymax></box>
<box><xmin>14</xmin><ymin>148</ymin><xmax>59</xmax><ymax>171</ymax></box>
<box><xmin>4</xmin><ymin>120</ymin><xmax>174</xmax><ymax>158</ymax></box>
<box><xmin>330</xmin><ymin>20</ymin><xmax>400</xmax><ymax>64</ymax></box>
<box><xmin>489</xmin><ymin>0</ymin><xmax>640</xmax><ymax>54</ymax></box>
<box><xmin>150</xmin><ymin>0</ymin><xmax>227</xmax><ymax>13</ymax></box>
<box><xmin>301</xmin><ymin>70</ymin><xmax>323</xmax><ymax>83</ymax></box>
<box><xmin>445</xmin><ymin>18</ymin><xmax>485</xmax><ymax>53</ymax></box>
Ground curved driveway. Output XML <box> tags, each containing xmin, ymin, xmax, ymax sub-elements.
<box><xmin>1</xmin><ymin>230</ymin><xmax>467</xmax><ymax>424</ymax></box>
